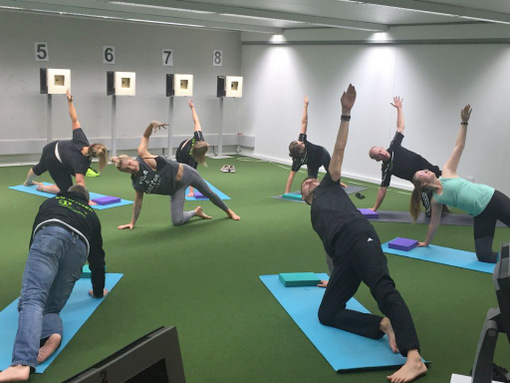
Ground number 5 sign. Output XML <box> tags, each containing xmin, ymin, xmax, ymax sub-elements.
<box><xmin>35</xmin><ymin>42</ymin><xmax>49</xmax><ymax>61</ymax></box>
<box><xmin>213</xmin><ymin>50</ymin><xmax>222</xmax><ymax>67</ymax></box>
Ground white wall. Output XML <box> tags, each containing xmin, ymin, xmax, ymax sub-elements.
<box><xmin>241</xmin><ymin>26</ymin><xmax>510</xmax><ymax>195</ymax></box>
<box><xmin>0</xmin><ymin>11</ymin><xmax>244</xmax><ymax>160</ymax></box>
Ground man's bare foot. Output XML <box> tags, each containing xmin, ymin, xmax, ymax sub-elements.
<box><xmin>379</xmin><ymin>317</ymin><xmax>399</xmax><ymax>353</ymax></box>
<box><xmin>0</xmin><ymin>365</ymin><xmax>30</xmax><ymax>382</ymax></box>
<box><xmin>23</xmin><ymin>180</ymin><xmax>40</xmax><ymax>187</ymax></box>
<box><xmin>387</xmin><ymin>350</ymin><xmax>427</xmax><ymax>383</ymax></box>
<box><xmin>227</xmin><ymin>208</ymin><xmax>240</xmax><ymax>221</ymax></box>
<box><xmin>37</xmin><ymin>333</ymin><xmax>62</xmax><ymax>364</ymax></box>
<box><xmin>195</xmin><ymin>206</ymin><xmax>211</xmax><ymax>220</ymax></box>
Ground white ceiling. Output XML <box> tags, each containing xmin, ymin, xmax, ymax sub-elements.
<box><xmin>1</xmin><ymin>0</ymin><xmax>510</xmax><ymax>34</ymax></box>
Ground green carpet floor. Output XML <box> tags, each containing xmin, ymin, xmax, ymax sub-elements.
<box><xmin>0</xmin><ymin>156</ymin><xmax>508</xmax><ymax>382</ymax></box>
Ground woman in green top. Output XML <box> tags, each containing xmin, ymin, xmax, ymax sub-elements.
<box><xmin>410</xmin><ymin>105</ymin><xmax>510</xmax><ymax>263</ymax></box>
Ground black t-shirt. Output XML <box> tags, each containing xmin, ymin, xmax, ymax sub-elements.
<box><xmin>175</xmin><ymin>131</ymin><xmax>204</xmax><ymax>169</ymax></box>
<box><xmin>31</xmin><ymin>191</ymin><xmax>105</xmax><ymax>297</ymax></box>
<box><xmin>291</xmin><ymin>133</ymin><xmax>329</xmax><ymax>173</ymax></box>
<box><xmin>381</xmin><ymin>132</ymin><xmax>440</xmax><ymax>187</ymax></box>
<box><xmin>58</xmin><ymin>128</ymin><xmax>91</xmax><ymax>176</ymax></box>
<box><xmin>131</xmin><ymin>156</ymin><xmax>180</xmax><ymax>195</ymax></box>
<box><xmin>311</xmin><ymin>173</ymin><xmax>377</xmax><ymax>258</ymax></box>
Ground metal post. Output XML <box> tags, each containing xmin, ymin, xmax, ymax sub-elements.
<box><xmin>46</xmin><ymin>95</ymin><xmax>52</xmax><ymax>143</ymax></box>
<box><xmin>167</xmin><ymin>97</ymin><xmax>174</xmax><ymax>158</ymax></box>
<box><xmin>111</xmin><ymin>95</ymin><xmax>117</xmax><ymax>157</ymax></box>
<box><xmin>218</xmin><ymin>97</ymin><xmax>224</xmax><ymax>157</ymax></box>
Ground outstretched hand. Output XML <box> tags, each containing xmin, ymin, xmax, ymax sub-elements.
<box><xmin>304</xmin><ymin>95</ymin><xmax>309</xmax><ymax>106</ymax></box>
<box><xmin>118</xmin><ymin>223</ymin><xmax>134</xmax><ymax>230</ymax></box>
<box><xmin>461</xmin><ymin>104</ymin><xmax>472</xmax><ymax>123</ymax></box>
<box><xmin>65</xmin><ymin>89</ymin><xmax>73</xmax><ymax>102</ymax></box>
<box><xmin>340</xmin><ymin>84</ymin><xmax>356</xmax><ymax>112</ymax></box>
<box><xmin>390</xmin><ymin>96</ymin><xmax>403</xmax><ymax>109</ymax></box>
<box><xmin>188</xmin><ymin>99</ymin><xmax>195</xmax><ymax>109</ymax></box>
<box><xmin>152</xmin><ymin>122</ymin><xmax>168</xmax><ymax>133</ymax></box>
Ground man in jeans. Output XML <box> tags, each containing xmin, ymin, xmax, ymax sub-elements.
<box><xmin>0</xmin><ymin>185</ymin><xmax>106</xmax><ymax>382</ymax></box>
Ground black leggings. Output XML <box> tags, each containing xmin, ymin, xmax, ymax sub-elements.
<box><xmin>474</xmin><ymin>190</ymin><xmax>510</xmax><ymax>263</ymax></box>
<box><xmin>307</xmin><ymin>149</ymin><xmax>331</xmax><ymax>179</ymax></box>
<box><xmin>318</xmin><ymin>234</ymin><xmax>420</xmax><ymax>356</ymax></box>
<box><xmin>32</xmin><ymin>142</ymin><xmax>73</xmax><ymax>192</ymax></box>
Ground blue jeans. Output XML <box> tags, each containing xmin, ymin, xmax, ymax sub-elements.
<box><xmin>11</xmin><ymin>225</ymin><xmax>87</xmax><ymax>370</ymax></box>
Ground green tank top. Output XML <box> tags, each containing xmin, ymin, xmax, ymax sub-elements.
<box><xmin>433</xmin><ymin>177</ymin><xmax>495</xmax><ymax>217</ymax></box>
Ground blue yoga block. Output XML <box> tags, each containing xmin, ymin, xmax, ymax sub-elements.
<box><xmin>279</xmin><ymin>272</ymin><xmax>321</xmax><ymax>287</ymax></box>
<box><xmin>388</xmin><ymin>237</ymin><xmax>418</xmax><ymax>251</ymax></box>
<box><xmin>282</xmin><ymin>193</ymin><xmax>302</xmax><ymax>201</ymax></box>
<box><xmin>81</xmin><ymin>264</ymin><xmax>107</xmax><ymax>278</ymax></box>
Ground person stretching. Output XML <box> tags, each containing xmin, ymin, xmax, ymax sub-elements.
<box><xmin>175</xmin><ymin>100</ymin><xmax>209</xmax><ymax>197</ymax></box>
<box><xmin>411</xmin><ymin>105</ymin><xmax>510</xmax><ymax>263</ymax></box>
<box><xmin>301</xmin><ymin>84</ymin><xmax>427</xmax><ymax>383</ymax></box>
<box><xmin>24</xmin><ymin>89</ymin><xmax>107</xmax><ymax>198</ymax></box>
<box><xmin>285</xmin><ymin>96</ymin><xmax>345</xmax><ymax>194</ymax></box>
<box><xmin>369</xmin><ymin>97</ymin><xmax>441</xmax><ymax>216</ymax></box>
<box><xmin>112</xmin><ymin>121</ymin><xmax>240</xmax><ymax>230</ymax></box>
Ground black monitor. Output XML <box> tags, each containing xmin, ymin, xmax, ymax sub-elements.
<box><xmin>471</xmin><ymin>242</ymin><xmax>510</xmax><ymax>382</ymax></box>
<box><xmin>62</xmin><ymin>326</ymin><xmax>185</xmax><ymax>383</ymax></box>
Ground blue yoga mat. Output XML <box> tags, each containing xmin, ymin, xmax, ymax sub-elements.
<box><xmin>185</xmin><ymin>180</ymin><xmax>230</xmax><ymax>201</ymax></box>
<box><xmin>9</xmin><ymin>183</ymin><xmax>133</xmax><ymax>210</ymax></box>
<box><xmin>382</xmin><ymin>238</ymin><xmax>495</xmax><ymax>274</ymax></box>
<box><xmin>259</xmin><ymin>273</ymin><xmax>410</xmax><ymax>371</ymax></box>
<box><xmin>0</xmin><ymin>273</ymin><xmax>123</xmax><ymax>373</ymax></box>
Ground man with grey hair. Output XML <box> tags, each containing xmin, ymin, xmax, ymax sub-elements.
<box><xmin>0</xmin><ymin>185</ymin><xmax>106</xmax><ymax>382</ymax></box>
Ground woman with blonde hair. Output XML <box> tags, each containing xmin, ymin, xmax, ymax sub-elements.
<box><xmin>411</xmin><ymin>105</ymin><xmax>510</xmax><ymax>263</ymax></box>
<box><xmin>175</xmin><ymin>100</ymin><xmax>209</xmax><ymax>197</ymax></box>
<box><xmin>112</xmin><ymin>121</ymin><xmax>240</xmax><ymax>230</ymax></box>
<box><xmin>24</xmin><ymin>89</ymin><xmax>108</xmax><ymax>196</ymax></box>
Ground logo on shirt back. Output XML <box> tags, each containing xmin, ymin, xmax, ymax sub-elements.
<box><xmin>367</xmin><ymin>237</ymin><xmax>373</xmax><ymax>242</ymax></box>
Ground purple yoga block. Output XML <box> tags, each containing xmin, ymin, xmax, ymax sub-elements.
<box><xmin>92</xmin><ymin>196</ymin><xmax>121</xmax><ymax>205</ymax></box>
<box><xmin>358</xmin><ymin>208</ymin><xmax>379</xmax><ymax>219</ymax></box>
<box><xmin>388</xmin><ymin>237</ymin><xmax>419</xmax><ymax>251</ymax></box>
<box><xmin>193</xmin><ymin>191</ymin><xmax>208</xmax><ymax>199</ymax></box>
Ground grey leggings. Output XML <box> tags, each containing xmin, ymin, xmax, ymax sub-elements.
<box><xmin>170</xmin><ymin>165</ymin><xmax>229</xmax><ymax>226</ymax></box>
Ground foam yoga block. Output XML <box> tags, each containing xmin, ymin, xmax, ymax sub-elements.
<box><xmin>282</xmin><ymin>193</ymin><xmax>303</xmax><ymax>201</ymax></box>
<box><xmin>279</xmin><ymin>272</ymin><xmax>321</xmax><ymax>287</ymax></box>
<box><xmin>92</xmin><ymin>196</ymin><xmax>121</xmax><ymax>205</ymax></box>
<box><xmin>358</xmin><ymin>208</ymin><xmax>379</xmax><ymax>218</ymax></box>
<box><xmin>81</xmin><ymin>264</ymin><xmax>107</xmax><ymax>278</ymax></box>
<box><xmin>193</xmin><ymin>191</ymin><xmax>208</xmax><ymax>199</ymax></box>
<box><xmin>388</xmin><ymin>237</ymin><xmax>418</xmax><ymax>251</ymax></box>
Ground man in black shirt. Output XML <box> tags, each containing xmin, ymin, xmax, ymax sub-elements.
<box><xmin>0</xmin><ymin>185</ymin><xmax>106</xmax><ymax>382</ymax></box>
<box><xmin>285</xmin><ymin>96</ymin><xmax>341</xmax><ymax>194</ymax></box>
<box><xmin>369</xmin><ymin>97</ymin><xmax>441</xmax><ymax>215</ymax></box>
<box><xmin>301</xmin><ymin>86</ymin><xmax>426</xmax><ymax>383</ymax></box>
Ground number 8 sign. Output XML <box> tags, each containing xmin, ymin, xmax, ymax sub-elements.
<box><xmin>213</xmin><ymin>50</ymin><xmax>222</xmax><ymax>67</ymax></box>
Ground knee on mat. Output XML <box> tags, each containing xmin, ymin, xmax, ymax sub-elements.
<box><xmin>318</xmin><ymin>307</ymin><xmax>336</xmax><ymax>326</ymax></box>
<box><xmin>171</xmin><ymin>217</ymin><xmax>186</xmax><ymax>226</ymax></box>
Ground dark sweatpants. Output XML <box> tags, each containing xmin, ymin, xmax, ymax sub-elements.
<box><xmin>474</xmin><ymin>190</ymin><xmax>510</xmax><ymax>263</ymax></box>
<box><xmin>307</xmin><ymin>149</ymin><xmax>331</xmax><ymax>179</ymax></box>
<box><xmin>318</xmin><ymin>234</ymin><xmax>420</xmax><ymax>356</ymax></box>
<box><xmin>32</xmin><ymin>141</ymin><xmax>73</xmax><ymax>192</ymax></box>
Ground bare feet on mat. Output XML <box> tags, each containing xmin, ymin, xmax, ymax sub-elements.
<box><xmin>387</xmin><ymin>350</ymin><xmax>427</xmax><ymax>383</ymax></box>
<box><xmin>195</xmin><ymin>206</ymin><xmax>211</xmax><ymax>220</ymax></box>
<box><xmin>379</xmin><ymin>317</ymin><xmax>399</xmax><ymax>353</ymax></box>
<box><xmin>37</xmin><ymin>333</ymin><xmax>62</xmax><ymax>364</ymax></box>
<box><xmin>23</xmin><ymin>180</ymin><xmax>40</xmax><ymax>187</ymax></box>
<box><xmin>36</xmin><ymin>183</ymin><xmax>60</xmax><ymax>194</ymax></box>
<box><xmin>0</xmin><ymin>365</ymin><xmax>30</xmax><ymax>382</ymax></box>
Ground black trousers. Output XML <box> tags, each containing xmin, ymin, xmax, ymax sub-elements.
<box><xmin>318</xmin><ymin>233</ymin><xmax>420</xmax><ymax>356</ymax></box>
<box><xmin>307</xmin><ymin>149</ymin><xmax>331</xmax><ymax>179</ymax></box>
<box><xmin>474</xmin><ymin>190</ymin><xmax>510</xmax><ymax>263</ymax></box>
<box><xmin>32</xmin><ymin>141</ymin><xmax>73</xmax><ymax>192</ymax></box>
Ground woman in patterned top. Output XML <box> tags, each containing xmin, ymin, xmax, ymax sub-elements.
<box><xmin>112</xmin><ymin>121</ymin><xmax>240</xmax><ymax>230</ymax></box>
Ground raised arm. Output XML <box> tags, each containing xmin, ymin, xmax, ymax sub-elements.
<box><xmin>66</xmin><ymin>89</ymin><xmax>80</xmax><ymax>130</ymax></box>
<box><xmin>328</xmin><ymin>84</ymin><xmax>356</xmax><ymax>181</ymax></box>
<box><xmin>391</xmin><ymin>96</ymin><xmax>405</xmax><ymax>134</ymax></box>
<box><xmin>442</xmin><ymin>105</ymin><xmax>471</xmax><ymax>177</ymax></box>
<box><xmin>188</xmin><ymin>100</ymin><xmax>202</xmax><ymax>132</ymax></box>
<box><xmin>137</xmin><ymin>121</ymin><xmax>168</xmax><ymax>157</ymax></box>
<box><xmin>118</xmin><ymin>190</ymin><xmax>144</xmax><ymax>230</ymax></box>
<box><xmin>300</xmin><ymin>96</ymin><xmax>309</xmax><ymax>135</ymax></box>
